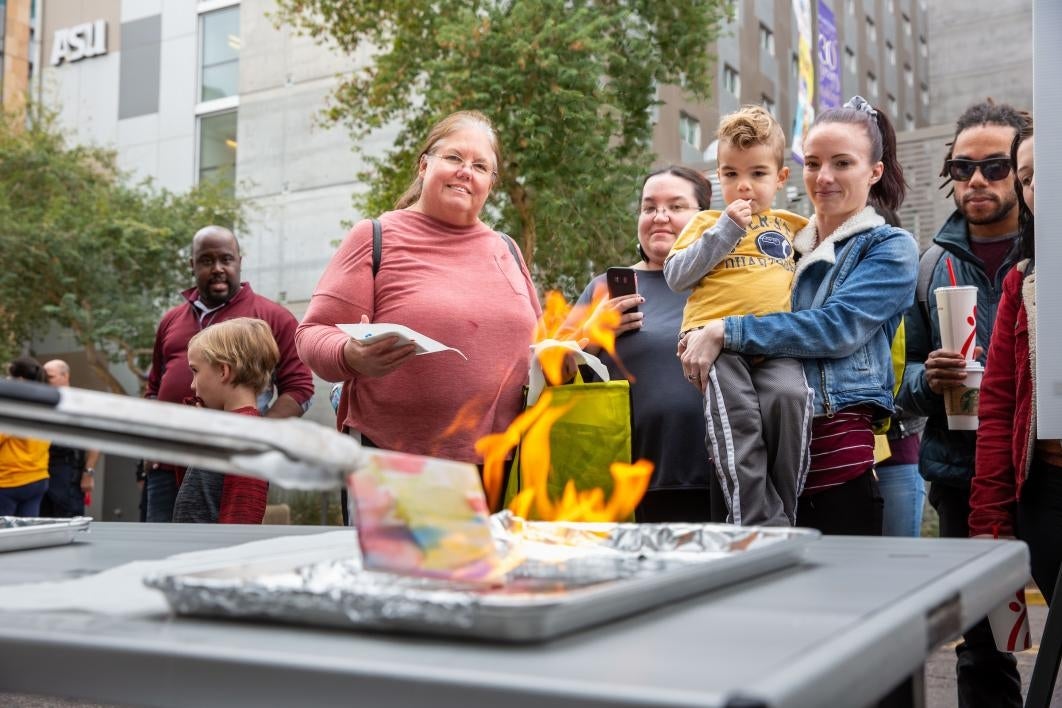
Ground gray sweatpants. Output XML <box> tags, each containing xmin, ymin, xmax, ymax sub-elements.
<box><xmin>704</xmin><ymin>352</ymin><xmax>814</xmax><ymax>526</ymax></box>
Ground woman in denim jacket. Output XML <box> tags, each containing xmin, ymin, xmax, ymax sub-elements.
<box><xmin>679</xmin><ymin>97</ymin><xmax>919</xmax><ymax>534</ymax></box>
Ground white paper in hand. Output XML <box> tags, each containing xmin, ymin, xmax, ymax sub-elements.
<box><xmin>337</xmin><ymin>323</ymin><xmax>468</xmax><ymax>360</ymax></box>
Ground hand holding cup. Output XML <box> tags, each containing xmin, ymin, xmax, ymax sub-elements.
<box><xmin>925</xmin><ymin>347</ymin><xmax>982</xmax><ymax>394</ymax></box>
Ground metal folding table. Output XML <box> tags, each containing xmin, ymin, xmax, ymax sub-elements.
<box><xmin>0</xmin><ymin>522</ymin><xmax>1028</xmax><ymax>708</ymax></box>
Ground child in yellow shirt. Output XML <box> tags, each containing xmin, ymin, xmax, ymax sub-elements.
<box><xmin>664</xmin><ymin>105</ymin><xmax>813</xmax><ymax>526</ymax></box>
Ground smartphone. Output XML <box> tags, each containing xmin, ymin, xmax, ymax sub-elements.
<box><xmin>606</xmin><ymin>267</ymin><xmax>639</xmax><ymax>313</ymax></box>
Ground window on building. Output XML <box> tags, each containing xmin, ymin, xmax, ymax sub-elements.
<box><xmin>866</xmin><ymin>16</ymin><xmax>876</xmax><ymax>43</ymax></box>
<box><xmin>885</xmin><ymin>0</ymin><xmax>894</xmax><ymax>12</ymax></box>
<box><xmin>904</xmin><ymin>63</ymin><xmax>913</xmax><ymax>87</ymax></box>
<box><xmin>846</xmin><ymin>0</ymin><xmax>854</xmax><ymax>15</ymax></box>
<box><xmin>906</xmin><ymin>112</ymin><xmax>915</xmax><ymax>130</ymax></box>
<box><xmin>886</xmin><ymin>40</ymin><xmax>895</xmax><ymax>66</ymax></box>
<box><xmin>920</xmin><ymin>35</ymin><xmax>928</xmax><ymax>58</ymax></box>
<box><xmin>791</xmin><ymin>52</ymin><xmax>799</xmax><ymax>78</ymax></box>
<box><xmin>903</xmin><ymin>13</ymin><xmax>912</xmax><ymax>37</ymax></box>
<box><xmin>198</xmin><ymin>110</ymin><xmax>238</xmax><ymax>192</ymax></box>
<box><xmin>921</xmin><ymin>82</ymin><xmax>929</xmax><ymax>107</ymax></box>
<box><xmin>759</xmin><ymin>23</ymin><xmax>775</xmax><ymax>57</ymax></box>
<box><xmin>197</xmin><ymin>4</ymin><xmax>240</xmax><ymax>197</ymax></box>
<box><xmin>723</xmin><ymin>64</ymin><xmax>740</xmax><ymax>96</ymax></box>
<box><xmin>845</xmin><ymin>46</ymin><xmax>856</xmax><ymax>73</ymax></box>
<box><xmin>762</xmin><ymin>94</ymin><xmax>775</xmax><ymax>116</ymax></box>
<box><xmin>679</xmin><ymin>113</ymin><xmax>701</xmax><ymax>148</ymax></box>
<box><xmin>868</xmin><ymin>71</ymin><xmax>878</xmax><ymax>98</ymax></box>
<box><xmin>888</xmin><ymin>93</ymin><xmax>897</xmax><ymax>117</ymax></box>
<box><xmin>199</xmin><ymin>5</ymin><xmax>240</xmax><ymax>102</ymax></box>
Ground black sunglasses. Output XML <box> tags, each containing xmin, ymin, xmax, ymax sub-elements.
<box><xmin>946</xmin><ymin>157</ymin><xmax>1012</xmax><ymax>182</ymax></box>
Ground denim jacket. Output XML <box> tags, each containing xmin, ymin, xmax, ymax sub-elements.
<box><xmin>724</xmin><ymin>206</ymin><xmax>919</xmax><ymax>419</ymax></box>
<box><xmin>896</xmin><ymin>210</ymin><xmax>1020</xmax><ymax>485</ymax></box>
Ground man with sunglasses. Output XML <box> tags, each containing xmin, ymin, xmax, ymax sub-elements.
<box><xmin>898</xmin><ymin>99</ymin><xmax>1031</xmax><ymax>708</ymax></box>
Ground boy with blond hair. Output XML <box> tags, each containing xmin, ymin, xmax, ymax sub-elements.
<box><xmin>172</xmin><ymin>317</ymin><xmax>279</xmax><ymax>524</ymax></box>
<box><xmin>664</xmin><ymin>105</ymin><xmax>814</xmax><ymax>526</ymax></box>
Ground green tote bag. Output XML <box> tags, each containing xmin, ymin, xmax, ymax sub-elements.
<box><xmin>503</xmin><ymin>343</ymin><xmax>633</xmax><ymax>517</ymax></box>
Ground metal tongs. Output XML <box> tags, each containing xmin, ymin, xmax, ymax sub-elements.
<box><xmin>0</xmin><ymin>379</ymin><xmax>363</xmax><ymax>491</ymax></box>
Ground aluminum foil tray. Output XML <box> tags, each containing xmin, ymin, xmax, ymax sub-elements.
<box><xmin>0</xmin><ymin>516</ymin><xmax>91</xmax><ymax>553</ymax></box>
<box><xmin>146</xmin><ymin>513</ymin><xmax>819</xmax><ymax>642</ymax></box>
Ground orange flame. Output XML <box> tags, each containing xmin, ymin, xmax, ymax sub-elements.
<box><xmin>533</xmin><ymin>288</ymin><xmax>622</xmax><ymax>386</ymax></box>
<box><xmin>438</xmin><ymin>398</ymin><xmax>487</xmax><ymax>440</ymax></box>
<box><xmin>476</xmin><ymin>290</ymin><xmax>653</xmax><ymax>522</ymax></box>
<box><xmin>477</xmin><ymin>389</ymin><xmax>654</xmax><ymax>522</ymax></box>
<box><xmin>580</xmin><ymin>282</ymin><xmax>623</xmax><ymax>359</ymax></box>
<box><xmin>476</xmin><ymin>390</ymin><xmax>564</xmax><ymax>512</ymax></box>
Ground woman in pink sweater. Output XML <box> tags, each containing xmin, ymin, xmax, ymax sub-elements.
<box><xmin>296</xmin><ymin>110</ymin><xmax>541</xmax><ymax>469</ymax></box>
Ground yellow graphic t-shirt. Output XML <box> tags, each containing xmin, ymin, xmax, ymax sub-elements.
<box><xmin>672</xmin><ymin>208</ymin><xmax>808</xmax><ymax>330</ymax></box>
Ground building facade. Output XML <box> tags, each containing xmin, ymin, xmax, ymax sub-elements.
<box><xmin>655</xmin><ymin>0</ymin><xmax>932</xmax><ymax>167</ymax></box>
<box><xmin>927</xmin><ymin>0</ymin><xmax>1032</xmax><ymax>126</ymax></box>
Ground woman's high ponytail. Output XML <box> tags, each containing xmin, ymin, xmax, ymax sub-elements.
<box><xmin>869</xmin><ymin>108</ymin><xmax>906</xmax><ymax>212</ymax></box>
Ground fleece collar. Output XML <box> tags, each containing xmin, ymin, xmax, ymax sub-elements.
<box><xmin>1023</xmin><ymin>261</ymin><xmax>1038</xmax><ymax>459</ymax></box>
<box><xmin>792</xmin><ymin>206</ymin><xmax>885</xmax><ymax>280</ymax></box>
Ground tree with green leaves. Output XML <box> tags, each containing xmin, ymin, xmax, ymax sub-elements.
<box><xmin>275</xmin><ymin>0</ymin><xmax>730</xmax><ymax>294</ymax></box>
<box><xmin>0</xmin><ymin>108</ymin><xmax>242</xmax><ymax>393</ymax></box>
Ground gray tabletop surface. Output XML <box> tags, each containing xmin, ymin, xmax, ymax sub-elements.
<box><xmin>0</xmin><ymin>523</ymin><xmax>1029</xmax><ymax>708</ymax></box>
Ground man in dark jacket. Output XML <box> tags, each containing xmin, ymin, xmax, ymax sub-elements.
<box><xmin>39</xmin><ymin>359</ymin><xmax>99</xmax><ymax>518</ymax></box>
<box><xmin>898</xmin><ymin>100</ymin><xmax>1031</xmax><ymax>708</ymax></box>
<box><xmin>143</xmin><ymin>226</ymin><xmax>315</xmax><ymax>522</ymax></box>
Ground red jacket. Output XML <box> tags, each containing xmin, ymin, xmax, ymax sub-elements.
<box><xmin>969</xmin><ymin>265</ymin><xmax>1034</xmax><ymax>537</ymax></box>
<box><xmin>146</xmin><ymin>283</ymin><xmax>315</xmax><ymax>409</ymax></box>
<box><xmin>172</xmin><ymin>406</ymin><xmax>269</xmax><ymax>524</ymax></box>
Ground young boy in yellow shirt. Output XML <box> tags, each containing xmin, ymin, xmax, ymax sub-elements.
<box><xmin>664</xmin><ymin>105</ymin><xmax>813</xmax><ymax>526</ymax></box>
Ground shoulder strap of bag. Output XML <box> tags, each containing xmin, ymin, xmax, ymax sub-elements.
<box><xmin>916</xmin><ymin>243</ymin><xmax>945</xmax><ymax>327</ymax></box>
<box><xmin>371</xmin><ymin>218</ymin><xmax>383</xmax><ymax>277</ymax></box>
<box><xmin>495</xmin><ymin>231</ymin><xmax>522</xmax><ymax>263</ymax></box>
<box><xmin>371</xmin><ymin>219</ymin><xmax>520</xmax><ymax>278</ymax></box>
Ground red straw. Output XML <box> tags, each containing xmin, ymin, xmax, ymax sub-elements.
<box><xmin>946</xmin><ymin>257</ymin><xmax>958</xmax><ymax>286</ymax></box>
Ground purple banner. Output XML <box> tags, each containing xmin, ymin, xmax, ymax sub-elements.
<box><xmin>817</xmin><ymin>0</ymin><xmax>841</xmax><ymax>110</ymax></box>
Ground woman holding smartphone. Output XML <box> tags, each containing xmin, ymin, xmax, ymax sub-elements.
<box><xmin>575</xmin><ymin>165</ymin><xmax>720</xmax><ymax>522</ymax></box>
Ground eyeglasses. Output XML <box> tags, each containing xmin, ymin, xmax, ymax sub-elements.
<box><xmin>427</xmin><ymin>152</ymin><xmax>497</xmax><ymax>179</ymax></box>
<box><xmin>640</xmin><ymin>204</ymin><xmax>696</xmax><ymax>219</ymax></box>
<box><xmin>946</xmin><ymin>157</ymin><xmax>1012</xmax><ymax>183</ymax></box>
